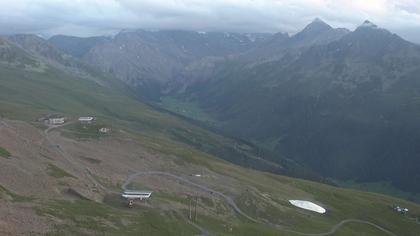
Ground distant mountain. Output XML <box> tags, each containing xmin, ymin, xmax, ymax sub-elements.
<box><xmin>289</xmin><ymin>18</ymin><xmax>349</xmax><ymax>47</ymax></box>
<box><xmin>47</xmin><ymin>20</ymin><xmax>420</xmax><ymax>196</ymax></box>
<box><xmin>7</xmin><ymin>34</ymin><xmax>115</xmax><ymax>87</ymax></box>
<box><xmin>166</xmin><ymin>19</ymin><xmax>350</xmax><ymax>95</ymax></box>
<box><xmin>48</xmin><ymin>35</ymin><xmax>110</xmax><ymax>58</ymax></box>
<box><xmin>2</xmin><ymin>32</ymin><xmax>420</xmax><ymax>236</ymax></box>
<box><xmin>177</xmin><ymin>20</ymin><xmax>420</xmax><ymax>194</ymax></box>
<box><xmin>238</xmin><ymin>18</ymin><xmax>349</xmax><ymax>63</ymax></box>
<box><xmin>49</xmin><ymin>30</ymin><xmax>271</xmax><ymax>100</ymax></box>
<box><xmin>9</xmin><ymin>34</ymin><xmax>74</xmax><ymax>64</ymax></box>
<box><xmin>1</xmin><ymin>34</ymin><xmax>319</xmax><ymax>184</ymax></box>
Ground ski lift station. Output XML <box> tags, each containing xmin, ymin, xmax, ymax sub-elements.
<box><xmin>121</xmin><ymin>190</ymin><xmax>153</xmax><ymax>200</ymax></box>
<box><xmin>121</xmin><ymin>190</ymin><xmax>153</xmax><ymax>208</ymax></box>
<box><xmin>78</xmin><ymin>116</ymin><xmax>96</xmax><ymax>124</ymax></box>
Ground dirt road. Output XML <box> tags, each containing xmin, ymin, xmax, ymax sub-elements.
<box><xmin>289</xmin><ymin>219</ymin><xmax>398</xmax><ymax>236</ymax></box>
<box><xmin>124</xmin><ymin>171</ymin><xmax>398</xmax><ymax>236</ymax></box>
<box><xmin>44</xmin><ymin>122</ymin><xmax>116</xmax><ymax>194</ymax></box>
<box><xmin>42</xmin><ymin>121</ymin><xmax>399</xmax><ymax>236</ymax></box>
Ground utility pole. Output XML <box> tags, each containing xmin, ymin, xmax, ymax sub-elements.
<box><xmin>189</xmin><ymin>196</ymin><xmax>192</xmax><ymax>220</ymax></box>
<box><xmin>194</xmin><ymin>195</ymin><xmax>198</xmax><ymax>222</ymax></box>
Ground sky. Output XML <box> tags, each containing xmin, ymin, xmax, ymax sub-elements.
<box><xmin>0</xmin><ymin>0</ymin><xmax>420</xmax><ymax>43</ymax></box>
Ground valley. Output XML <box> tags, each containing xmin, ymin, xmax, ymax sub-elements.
<box><xmin>1</xmin><ymin>16</ymin><xmax>420</xmax><ymax>236</ymax></box>
<box><xmin>48</xmin><ymin>19</ymin><xmax>420</xmax><ymax>200</ymax></box>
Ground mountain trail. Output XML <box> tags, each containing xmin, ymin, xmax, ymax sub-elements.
<box><xmin>124</xmin><ymin>171</ymin><xmax>398</xmax><ymax>236</ymax></box>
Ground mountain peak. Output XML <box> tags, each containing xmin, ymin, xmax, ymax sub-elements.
<box><xmin>359</xmin><ymin>20</ymin><xmax>378</xmax><ymax>29</ymax></box>
<box><xmin>287</xmin><ymin>18</ymin><xmax>348</xmax><ymax>47</ymax></box>
<box><xmin>305</xmin><ymin>18</ymin><xmax>332</xmax><ymax>30</ymax></box>
<box><xmin>312</xmin><ymin>17</ymin><xmax>325</xmax><ymax>23</ymax></box>
<box><xmin>292</xmin><ymin>18</ymin><xmax>333</xmax><ymax>40</ymax></box>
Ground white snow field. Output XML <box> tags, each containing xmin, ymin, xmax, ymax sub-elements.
<box><xmin>289</xmin><ymin>200</ymin><xmax>326</xmax><ymax>214</ymax></box>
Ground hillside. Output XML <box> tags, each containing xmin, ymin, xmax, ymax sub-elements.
<box><xmin>2</xmin><ymin>118</ymin><xmax>420</xmax><ymax>236</ymax></box>
<box><xmin>1</xmin><ymin>35</ymin><xmax>304</xmax><ymax>179</ymax></box>
<box><xmin>2</xmin><ymin>34</ymin><xmax>420</xmax><ymax>235</ymax></box>
<box><xmin>48</xmin><ymin>35</ymin><xmax>110</xmax><ymax>58</ymax></box>
<box><xmin>164</xmin><ymin>20</ymin><xmax>420</xmax><ymax>197</ymax></box>
<box><xmin>46</xmin><ymin>20</ymin><xmax>420</xmax><ymax>200</ymax></box>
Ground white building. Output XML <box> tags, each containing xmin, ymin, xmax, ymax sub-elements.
<box><xmin>121</xmin><ymin>190</ymin><xmax>152</xmax><ymax>200</ymax></box>
<box><xmin>47</xmin><ymin>117</ymin><xmax>65</xmax><ymax>125</ymax></box>
<box><xmin>394</xmin><ymin>206</ymin><xmax>409</xmax><ymax>214</ymax></box>
<box><xmin>99</xmin><ymin>127</ymin><xmax>110</xmax><ymax>133</ymax></box>
<box><xmin>78</xmin><ymin>116</ymin><xmax>95</xmax><ymax>124</ymax></box>
<box><xmin>122</xmin><ymin>190</ymin><xmax>152</xmax><ymax>208</ymax></box>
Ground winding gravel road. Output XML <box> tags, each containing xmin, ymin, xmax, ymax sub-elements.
<box><xmin>123</xmin><ymin>171</ymin><xmax>258</xmax><ymax>223</ymax></box>
<box><xmin>287</xmin><ymin>219</ymin><xmax>398</xmax><ymax>236</ymax></box>
<box><xmin>42</xmin><ymin>122</ymin><xmax>399</xmax><ymax>236</ymax></box>
<box><xmin>124</xmin><ymin>171</ymin><xmax>399</xmax><ymax>236</ymax></box>
<box><xmin>44</xmin><ymin>122</ymin><xmax>116</xmax><ymax>194</ymax></box>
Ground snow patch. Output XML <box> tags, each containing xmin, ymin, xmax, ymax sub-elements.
<box><xmin>289</xmin><ymin>200</ymin><xmax>326</xmax><ymax>214</ymax></box>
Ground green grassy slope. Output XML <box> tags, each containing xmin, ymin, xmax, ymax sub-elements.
<box><xmin>0</xmin><ymin>37</ymin><xmax>301</xmax><ymax>179</ymax></box>
<box><xmin>2</xmin><ymin>37</ymin><xmax>420</xmax><ymax>235</ymax></box>
<box><xmin>0</xmin><ymin>146</ymin><xmax>11</xmax><ymax>158</ymax></box>
<box><xmin>33</xmin><ymin>153</ymin><xmax>420</xmax><ymax>236</ymax></box>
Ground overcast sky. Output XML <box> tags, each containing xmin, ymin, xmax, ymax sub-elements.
<box><xmin>1</xmin><ymin>0</ymin><xmax>420</xmax><ymax>43</ymax></box>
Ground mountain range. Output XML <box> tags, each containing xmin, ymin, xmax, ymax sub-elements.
<box><xmin>40</xmin><ymin>19</ymin><xmax>420</xmax><ymax>196</ymax></box>
<box><xmin>2</xmin><ymin>18</ymin><xmax>420</xmax><ymax>235</ymax></box>
<box><xmin>49</xmin><ymin>31</ymin><xmax>270</xmax><ymax>100</ymax></box>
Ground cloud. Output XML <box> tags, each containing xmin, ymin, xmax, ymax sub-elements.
<box><xmin>0</xmin><ymin>0</ymin><xmax>419</xmax><ymax>43</ymax></box>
